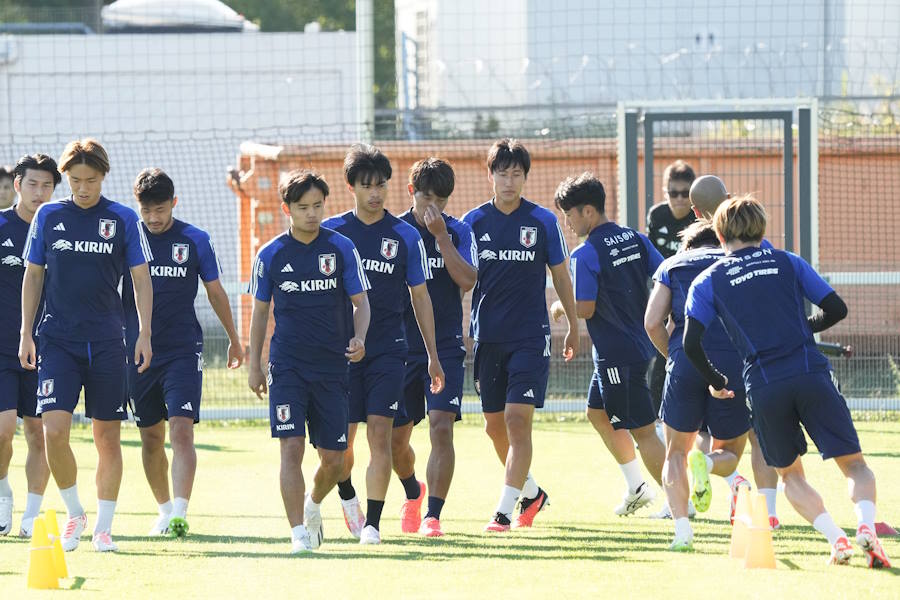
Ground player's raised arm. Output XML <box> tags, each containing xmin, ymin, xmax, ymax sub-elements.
<box><xmin>425</xmin><ymin>205</ymin><xmax>477</xmax><ymax>292</ymax></box>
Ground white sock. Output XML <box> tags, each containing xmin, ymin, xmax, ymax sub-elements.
<box><xmin>854</xmin><ymin>500</ymin><xmax>876</xmax><ymax>531</ymax></box>
<box><xmin>760</xmin><ymin>488</ymin><xmax>777</xmax><ymax>517</ymax></box>
<box><xmin>521</xmin><ymin>473</ymin><xmax>539</xmax><ymax>500</ymax></box>
<box><xmin>22</xmin><ymin>493</ymin><xmax>43</xmax><ymax>520</ymax></box>
<box><xmin>619</xmin><ymin>459</ymin><xmax>644</xmax><ymax>493</ymax></box>
<box><xmin>94</xmin><ymin>499</ymin><xmax>116</xmax><ymax>535</ymax></box>
<box><xmin>0</xmin><ymin>476</ymin><xmax>11</xmax><ymax>497</ymax></box>
<box><xmin>723</xmin><ymin>471</ymin><xmax>738</xmax><ymax>486</ymax></box>
<box><xmin>59</xmin><ymin>484</ymin><xmax>84</xmax><ymax>519</ymax></box>
<box><xmin>813</xmin><ymin>512</ymin><xmax>846</xmax><ymax>546</ymax></box>
<box><xmin>674</xmin><ymin>517</ymin><xmax>692</xmax><ymax>540</ymax></box>
<box><xmin>304</xmin><ymin>494</ymin><xmax>321</xmax><ymax>515</ymax></box>
<box><xmin>704</xmin><ymin>455</ymin><xmax>714</xmax><ymax>473</ymax></box>
<box><xmin>158</xmin><ymin>500</ymin><xmax>173</xmax><ymax>516</ymax></box>
<box><xmin>291</xmin><ymin>524</ymin><xmax>308</xmax><ymax>540</ymax></box>
<box><xmin>496</xmin><ymin>485</ymin><xmax>521</xmax><ymax>519</ymax></box>
<box><xmin>172</xmin><ymin>497</ymin><xmax>189</xmax><ymax>519</ymax></box>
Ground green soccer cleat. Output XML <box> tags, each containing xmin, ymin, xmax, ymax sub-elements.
<box><xmin>668</xmin><ymin>537</ymin><xmax>694</xmax><ymax>552</ymax></box>
<box><xmin>168</xmin><ymin>516</ymin><xmax>189</xmax><ymax>539</ymax></box>
<box><xmin>687</xmin><ymin>449</ymin><xmax>712</xmax><ymax>513</ymax></box>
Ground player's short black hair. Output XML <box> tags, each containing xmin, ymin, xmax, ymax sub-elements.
<box><xmin>344</xmin><ymin>143</ymin><xmax>392</xmax><ymax>186</ymax></box>
<box><xmin>663</xmin><ymin>160</ymin><xmax>695</xmax><ymax>188</ymax></box>
<box><xmin>13</xmin><ymin>154</ymin><xmax>61</xmax><ymax>187</ymax></box>
<box><xmin>678</xmin><ymin>219</ymin><xmax>719</xmax><ymax>251</ymax></box>
<box><xmin>487</xmin><ymin>138</ymin><xmax>530</xmax><ymax>176</ymax></box>
<box><xmin>409</xmin><ymin>157</ymin><xmax>455</xmax><ymax>198</ymax></box>
<box><xmin>279</xmin><ymin>169</ymin><xmax>329</xmax><ymax>205</ymax></box>
<box><xmin>554</xmin><ymin>172</ymin><xmax>606</xmax><ymax>214</ymax></box>
<box><xmin>133</xmin><ymin>168</ymin><xmax>175</xmax><ymax>205</ymax></box>
<box><xmin>0</xmin><ymin>165</ymin><xmax>13</xmax><ymax>182</ymax></box>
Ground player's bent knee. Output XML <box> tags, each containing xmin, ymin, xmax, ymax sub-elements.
<box><xmin>319</xmin><ymin>450</ymin><xmax>344</xmax><ymax>474</ymax></box>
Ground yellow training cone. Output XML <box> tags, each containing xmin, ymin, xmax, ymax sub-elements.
<box><xmin>751</xmin><ymin>494</ymin><xmax>770</xmax><ymax>529</ymax></box>
<box><xmin>744</xmin><ymin>526</ymin><xmax>776</xmax><ymax>569</ymax></box>
<box><xmin>729</xmin><ymin>486</ymin><xmax>752</xmax><ymax>558</ymax></box>
<box><xmin>44</xmin><ymin>510</ymin><xmax>68</xmax><ymax>579</ymax></box>
<box><xmin>26</xmin><ymin>518</ymin><xmax>58</xmax><ymax>590</ymax></box>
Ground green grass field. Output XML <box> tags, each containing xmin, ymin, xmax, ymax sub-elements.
<box><xmin>1</xmin><ymin>420</ymin><xmax>898</xmax><ymax>598</ymax></box>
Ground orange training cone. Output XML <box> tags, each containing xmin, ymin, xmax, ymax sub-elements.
<box><xmin>751</xmin><ymin>494</ymin><xmax>770</xmax><ymax>529</ymax></box>
<box><xmin>729</xmin><ymin>486</ymin><xmax>752</xmax><ymax>558</ymax></box>
<box><xmin>26</xmin><ymin>517</ymin><xmax>58</xmax><ymax>590</ymax></box>
<box><xmin>44</xmin><ymin>509</ymin><xmax>68</xmax><ymax>579</ymax></box>
<box><xmin>744</xmin><ymin>526</ymin><xmax>776</xmax><ymax>569</ymax></box>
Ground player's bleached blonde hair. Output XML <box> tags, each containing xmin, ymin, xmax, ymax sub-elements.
<box><xmin>712</xmin><ymin>194</ymin><xmax>766</xmax><ymax>243</ymax></box>
<box><xmin>58</xmin><ymin>138</ymin><xmax>110</xmax><ymax>175</ymax></box>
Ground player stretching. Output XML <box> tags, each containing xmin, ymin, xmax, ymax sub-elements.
<box><xmin>684</xmin><ymin>196</ymin><xmax>890</xmax><ymax>568</ymax></box>
<box><xmin>645</xmin><ymin>221</ymin><xmax>751</xmax><ymax>550</ymax></box>
<box><xmin>391</xmin><ymin>158</ymin><xmax>477</xmax><ymax>537</ymax></box>
<box><xmin>324</xmin><ymin>144</ymin><xmax>443</xmax><ymax>545</ymax></box>
<box><xmin>21</xmin><ymin>139</ymin><xmax>153</xmax><ymax>552</ymax></box>
<box><xmin>122</xmin><ymin>169</ymin><xmax>243</xmax><ymax>538</ymax></box>
<box><xmin>555</xmin><ymin>173</ymin><xmax>665</xmax><ymax>516</ymax></box>
<box><xmin>688</xmin><ymin>175</ymin><xmax>780</xmax><ymax>527</ymax></box>
<box><xmin>464</xmin><ymin>139</ymin><xmax>577</xmax><ymax>532</ymax></box>
<box><xmin>0</xmin><ymin>154</ymin><xmax>57</xmax><ymax>537</ymax></box>
<box><xmin>248</xmin><ymin>170</ymin><xmax>370</xmax><ymax>553</ymax></box>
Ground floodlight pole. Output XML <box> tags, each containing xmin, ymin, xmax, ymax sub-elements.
<box><xmin>356</xmin><ymin>0</ymin><xmax>375</xmax><ymax>142</ymax></box>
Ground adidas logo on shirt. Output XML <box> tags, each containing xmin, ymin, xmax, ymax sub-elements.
<box><xmin>523</xmin><ymin>389</ymin><xmax>535</xmax><ymax>399</ymax></box>
<box><xmin>181</xmin><ymin>402</ymin><xmax>193</xmax><ymax>411</ymax></box>
<box><xmin>449</xmin><ymin>397</ymin><xmax>460</xmax><ymax>406</ymax></box>
<box><xmin>479</xmin><ymin>233</ymin><xmax>491</xmax><ymax>242</ymax></box>
<box><xmin>337</xmin><ymin>434</ymin><xmax>347</xmax><ymax>443</ymax></box>
<box><xmin>389</xmin><ymin>402</ymin><xmax>399</xmax><ymax>411</ymax></box>
<box><xmin>1</xmin><ymin>238</ymin><xmax>12</xmax><ymax>247</ymax></box>
<box><xmin>53</xmin><ymin>223</ymin><xmax>66</xmax><ymax>232</ymax></box>
<box><xmin>658</xmin><ymin>226</ymin><xmax>668</xmax><ymax>234</ymax></box>
<box><xmin>281</xmin><ymin>263</ymin><xmax>294</xmax><ymax>273</ymax></box>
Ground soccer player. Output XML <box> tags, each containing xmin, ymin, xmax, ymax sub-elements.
<box><xmin>0</xmin><ymin>154</ymin><xmax>58</xmax><ymax>537</ymax></box>
<box><xmin>645</xmin><ymin>220</ymin><xmax>751</xmax><ymax>550</ymax></box>
<box><xmin>688</xmin><ymin>175</ymin><xmax>780</xmax><ymax>527</ymax></box>
<box><xmin>391</xmin><ymin>158</ymin><xmax>477</xmax><ymax>537</ymax></box>
<box><xmin>121</xmin><ymin>168</ymin><xmax>243</xmax><ymax>538</ymax></box>
<box><xmin>684</xmin><ymin>195</ymin><xmax>890</xmax><ymax>568</ymax></box>
<box><xmin>464</xmin><ymin>139</ymin><xmax>577</xmax><ymax>532</ymax></box>
<box><xmin>248</xmin><ymin>169</ymin><xmax>370</xmax><ymax>554</ymax></box>
<box><xmin>323</xmin><ymin>144</ymin><xmax>443</xmax><ymax>545</ymax></box>
<box><xmin>556</xmin><ymin>173</ymin><xmax>665</xmax><ymax>516</ymax></box>
<box><xmin>20</xmin><ymin>138</ymin><xmax>153</xmax><ymax>552</ymax></box>
<box><xmin>0</xmin><ymin>166</ymin><xmax>15</xmax><ymax>209</ymax></box>
<box><xmin>646</xmin><ymin>161</ymin><xmax>697</xmax><ymax>422</ymax></box>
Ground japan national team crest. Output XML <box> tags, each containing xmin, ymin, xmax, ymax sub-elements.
<box><xmin>172</xmin><ymin>243</ymin><xmax>189</xmax><ymax>264</ymax></box>
<box><xmin>40</xmin><ymin>379</ymin><xmax>54</xmax><ymax>397</ymax></box>
<box><xmin>319</xmin><ymin>253</ymin><xmax>336</xmax><ymax>276</ymax></box>
<box><xmin>98</xmin><ymin>218</ymin><xmax>116</xmax><ymax>240</ymax></box>
<box><xmin>520</xmin><ymin>226</ymin><xmax>537</xmax><ymax>248</ymax></box>
<box><xmin>276</xmin><ymin>404</ymin><xmax>291</xmax><ymax>423</ymax></box>
<box><xmin>380</xmin><ymin>237</ymin><xmax>399</xmax><ymax>260</ymax></box>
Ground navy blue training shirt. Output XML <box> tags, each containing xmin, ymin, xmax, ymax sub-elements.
<box><xmin>323</xmin><ymin>210</ymin><xmax>430</xmax><ymax>358</ymax></box>
<box><xmin>24</xmin><ymin>196</ymin><xmax>151</xmax><ymax>342</ymax></box>
<box><xmin>463</xmin><ymin>198</ymin><xmax>568</xmax><ymax>344</ymax></box>
<box><xmin>571</xmin><ymin>221</ymin><xmax>663</xmax><ymax>365</ymax></box>
<box><xmin>0</xmin><ymin>206</ymin><xmax>41</xmax><ymax>356</ymax></box>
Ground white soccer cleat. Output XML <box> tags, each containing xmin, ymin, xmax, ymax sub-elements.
<box><xmin>91</xmin><ymin>531</ymin><xmax>119</xmax><ymax>552</ymax></box>
<box><xmin>359</xmin><ymin>525</ymin><xmax>381</xmax><ymax>545</ymax></box>
<box><xmin>148</xmin><ymin>513</ymin><xmax>171</xmax><ymax>536</ymax></box>
<box><xmin>291</xmin><ymin>526</ymin><xmax>312</xmax><ymax>554</ymax></box>
<box><xmin>304</xmin><ymin>494</ymin><xmax>324</xmax><ymax>550</ymax></box>
<box><xmin>61</xmin><ymin>513</ymin><xmax>88</xmax><ymax>551</ymax></box>
<box><xmin>19</xmin><ymin>516</ymin><xmax>34</xmax><ymax>539</ymax></box>
<box><xmin>341</xmin><ymin>496</ymin><xmax>366</xmax><ymax>539</ymax></box>
<box><xmin>0</xmin><ymin>495</ymin><xmax>12</xmax><ymax>535</ymax></box>
<box><xmin>614</xmin><ymin>482</ymin><xmax>656</xmax><ymax>516</ymax></box>
<box><xmin>828</xmin><ymin>536</ymin><xmax>854</xmax><ymax>565</ymax></box>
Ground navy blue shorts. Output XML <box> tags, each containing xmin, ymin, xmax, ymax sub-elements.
<box><xmin>349</xmin><ymin>353</ymin><xmax>406</xmax><ymax>423</ymax></box>
<box><xmin>128</xmin><ymin>353</ymin><xmax>203</xmax><ymax>428</ymax></box>
<box><xmin>268</xmin><ymin>360</ymin><xmax>349</xmax><ymax>450</ymax></box>
<box><xmin>661</xmin><ymin>352</ymin><xmax>750</xmax><ymax>440</ymax></box>
<box><xmin>473</xmin><ymin>337</ymin><xmax>549</xmax><ymax>413</ymax></box>
<box><xmin>0</xmin><ymin>354</ymin><xmax>39</xmax><ymax>418</ymax></box>
<box><xmin>587</xmin><ymin>360</ymin><xmax>656</xmax><ymax>430</ymax></box>
<box><xmin>395</xmin><ymin>353</ymin><xmax>465</xmax><ymax>427</ymax></box>
<box><xmin>36</xmin><ymin>336</ymin><xmax>127</xmax><ymax>421</ymax></box>
<box><xmin>750</xmin><ymin>371</ymin><xmax>861</xmax><ymax>468</ymax></box>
